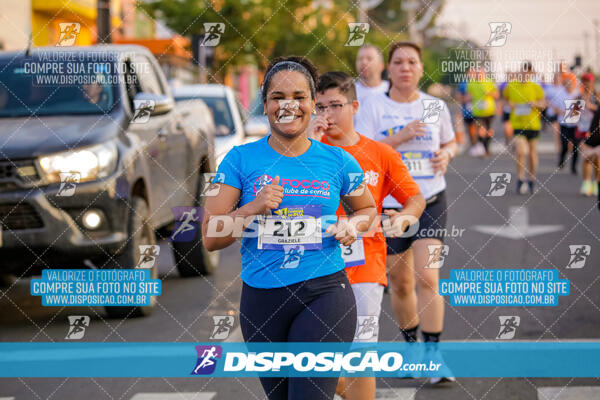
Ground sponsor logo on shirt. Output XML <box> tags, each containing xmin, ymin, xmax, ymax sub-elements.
<box><xmin>364</xmin><ymin>170</ymin><xmax>379</xmax><ymax>186</ymax></box>
<box><xmin>253</xmin><ymin>174</ymin><xmax>331</xmax><ymax>197</ymax></box>
<box><xmin>274</xmin><ymin>207</ymin><xmax>305</xmax><ymax>218</ymax></box>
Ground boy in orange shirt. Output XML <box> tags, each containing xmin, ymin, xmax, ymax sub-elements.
<box><xmin>310</xmin><ymin>71</ymin><xmax>425</xmax><ymax>400</ymax></box>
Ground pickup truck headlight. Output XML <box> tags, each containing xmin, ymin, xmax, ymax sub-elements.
<box><xmin>38</xmin><ymin>142</ymin><xmax>118</xmax><ymax>183</ymax></box>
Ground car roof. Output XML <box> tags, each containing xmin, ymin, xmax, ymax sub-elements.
<box><xmin>172</xmin><ymin>84</ymin><xmax>231</xmax><ymax>98</ymax></box>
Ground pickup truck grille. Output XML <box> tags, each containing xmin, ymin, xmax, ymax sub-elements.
<box><xmin>0</xmin><ymin>203</ymin><xmax>44</xmax><ymax>230</ymax></box>
<box><xmin>0</xmin><ymin>159</ymin><xmax>40</xmax><ymax>192</ymax></box>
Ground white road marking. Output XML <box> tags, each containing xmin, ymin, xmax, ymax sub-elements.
<box><xmin>224</xmin><ymin>326</ymin><xmax>243</xmax><ymax>342</ymax></box>
<box><xmin>334</xmin><ymin>388</ymin><xmax>416</xmax><ymax>400</ymax></box>
<box><xmin>538</xmin><ymin>386</ymin><xmax>600</xmax><ymax>400</ymax></box>
<box><xmin>472</xmin><ymin>206</ymin><xmax>563</xmax><ymax>239</ymax></box>
<box><xmin>130</xmin><ymin>393</ymin><xmax>216</xmax><ymax>400</ymax></box>
<box><xmin>375</xmin><ymin>388</ymin><xmax>417</xmax><ymax>399</ymax></box>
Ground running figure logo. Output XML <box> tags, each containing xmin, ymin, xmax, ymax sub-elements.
<box><xmin>191</xmin><ymin>345</ymin><xmax>222</xmax><ymax>375</ymax></box>
<box><xmin>276</xmin><ymin>100</ymin><xmax>300</xmax><ymax>123</ymax></box>
<box><xmin>281</xmin><ymin>245</ymin><xmax>304</xmax><ymax>269</ymax></box>
<box><xmin>136</xmin><ymin>245</ymin><xmax>160</xmax><ymax>269</ymax></box>
<box><xmin>132</xmin><ymin>100</ymin><xmax>155</xmax><ymax>123</ymax></box>
<box><xmin>254</xmin><ymin>174</ymin><xmax>273</xmax><ymax>195</ymax></box>
<box><xmin>346</xmin><ymin>173</ymin><xmax>366</xmax><ymax>196</ymax></box>
<box><xmin>562</xmin><ymin>100</ymin><xmax>586</xmax><ymax>124</ymax></box>
<box><xmin>65</xmin><ymin>315</ymin><xmax>90</xmax><ymax>340</ymax></box>
<box><xmin>355</xmin><ymin>315</ymin><xmax>378</xmax><ymax>340</ymax></box>
<box><xmin>57</xmin><ymin>22</ymin><xmax>81</xmax><ymax>46</ymax></box>
<box><xmin>497</xmin><ymin>316</ymin><xmax>520</xmax><ymax>339</ymax></box>
<box><xmin>485</xmin><ymin>22</ymin><xmax>512</xmax><ymax>47</ymax></box>
<box><xmin>566</xmin><ymin>245</ymin><xmax>591</xmax><ymax>269</ymax></box>
<box><xmin>210</xmin><ymin>316</ymin><xmax>234</xmax><ymax>340</ymax></box>
<box><xmin>345</xmin><ymin>23</ymin><xmax>370</xmax><ymax>46</ymax></box>
<box><xmin>57</xmin><ymin>172</ymin><xmax>80</xmax><ymax>197</ymax></box>
<box><xmin>170</xmin><ymin>207</ymin><xmax>203</xmax><ymax>242</ymax></box>
<box><xmin>421</xmin><ymin>100</ymin><xmax>443</xmax><ymax>124</ymax></box>
<box><xmin>201</xmin><ymin>23</ymin><xmax>225</xmax><ymax>47</ymax></box>
<box><xmin>201</xmin><ymin>173</ymin><xmax>225</xmax><ymax>196</ymax></box>
<box><xmin>424</xmin><ymin>244</ymin><xmax>449</xmax><ymax>269</ymax></box>
<box><xmin>487</xmin><ymin>173</ymin><xmax>512</xmax><ymax>197</ymax></box>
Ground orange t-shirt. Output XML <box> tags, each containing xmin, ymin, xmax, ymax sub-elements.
<box><xmin>321</xmin><ymin>133</ymin><xmax>421</xmax><ymax>286</ymax></box>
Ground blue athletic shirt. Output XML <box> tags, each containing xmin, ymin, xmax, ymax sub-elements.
<box><xmin>216</xmin><ymin>135</ymin><xmax>364</xmax><ymax>288</ymax></box>
<box><xmin>458</xmin><ymin>81</ymin><xmax>472</xmax><ymax>118</ymax></box>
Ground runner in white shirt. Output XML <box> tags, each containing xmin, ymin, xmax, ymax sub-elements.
<box><xmin>355</xmin><ymin>44</ymin><xmax>390</xmax><ymax>103</ymax></box>
<box><xmin>544</xmin><ymin>72</ymin><xmax>563</xmax><ymax>152</ymax></box>
<box><xmin>554</xmin><ymin>76</ymin><xmax>582</xmax><ymax>173</ymax></box>
<box><xmin>355</xmin><ymin>41</ymin><xmax>457</xmax><ymax>385</ymax></box>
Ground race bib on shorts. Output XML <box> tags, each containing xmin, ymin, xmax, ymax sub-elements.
<box><xmin>341</xmin><ymin>238</ymin><xmax>365</xmax><ymax>267</ymax></box>
<box><xmin>401</xmin><ymin>151</ymin><xmax>435</xmax><ymax>179</ymax></box>
<box><xmin>514</xmin><ymin>104</ymin><xmax>532</xmax><ymax>116</ymax></box>
<box><xmin>257</xmin><ymin>204</ymin><xmax>322</xmax><ymax>250</ymax></box>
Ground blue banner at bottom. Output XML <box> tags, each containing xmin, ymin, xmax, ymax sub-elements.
<box><xmin>1</xmin><ymin>342</ymin><xmax>599</xmax><ymax>378</ymax></box>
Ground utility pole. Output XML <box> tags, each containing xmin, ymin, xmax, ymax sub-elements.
<box><xmin>405</xmin><ymin>0</ymin><xmax>421</xmax><ymax>45</ymax></box>
<box><xmin>97</xmin><ymin>0</ymin><xmax>111</xmax><ymax>44</ymax></box>
<box><xmin>583</xmin><ymin>30</ymin><xmax>590</xmax><ymax>64</ymax></box>
<box><xmin>357</xmin><ymin>0</ymin><xmax>383</xmax><ymax>23</ymax></box>
<box><xmin>594</xmin><ymin>19</ymin><xmax>600</xmax><ymax>73</ymax></box>
<box><xmin>358</xmin><ymin>0</ymin><xmax>367</xmax><ymax>23</ymax></box>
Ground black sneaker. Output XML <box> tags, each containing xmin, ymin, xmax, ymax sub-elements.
<box><xmin>528</xmin><ymin>180</ymin><xmax>535</xmax><ymax>194</ymax></box>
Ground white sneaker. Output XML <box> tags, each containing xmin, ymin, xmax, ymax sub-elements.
<box><xmin>518</xmin><ymin>181</ymin><xmax>529</xmax><ymax>195</ymax></box>
<box><xmin>581</xmin><ymin>180</ymin><xmax>594</xmax><ymax>197</ymax></box>
<box><xmin>430</xmin><ymin>376</ymin><xmax>456</xmax><ymax>385</ymax></box>
<box><xmin>469</xmin><ymin>142</ymin><xmax>486</xmax><ymax>157</ymax></box>
<box><xmin>426</xmin><ymin>345</ymin><xmax>456</xmax><ymax>385</ymax></box>
<box><xmin>396</xmin><ymin>342</ymin><xmax>422</xmax><ymax>379</ymax></box>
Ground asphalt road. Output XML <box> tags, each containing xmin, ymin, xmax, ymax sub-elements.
<box><xmin>1</xmin><ymin>131</ymin><xmax>599</xmax><ymax>399</ymax></box>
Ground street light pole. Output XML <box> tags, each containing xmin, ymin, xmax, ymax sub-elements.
<box><xmin>97</xmin><ymin>0</ymin><xmax>111</xmax><ymax>44</ymax></box>
<box><xmin>594</xmin><ymin>19</ymin><xmax>600</xmax><ymax>73</ymax></box>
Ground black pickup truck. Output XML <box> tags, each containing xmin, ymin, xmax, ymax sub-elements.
<box><xmin>0</xmin><ymin>45</ymin><xmax>217</xmax><ymax>318</ymax></box>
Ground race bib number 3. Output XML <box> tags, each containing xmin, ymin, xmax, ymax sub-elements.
<box><xmin>401</xmin><ymin>151</ymin><xmax>435</xmax><ymax>179</ymax></box>
<box><xmin>341</xmin><ymin>238</ymin><xmax>365</xmax><ymax>267</ymax></box>
<box><xmin>257</xmin><ymin>205</ymin><xmax>322</xmax><ymax>250</ymax></box>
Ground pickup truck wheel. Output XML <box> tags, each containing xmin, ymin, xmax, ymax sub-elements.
<box><xmin>0</xmin><ymin>274</ymin><xmax>17</xmax><ymax>288</ymax></box>
<box><xmin>104</xmin><ymin>196</ymin><xmax>158</xmax><ymax>319</ymax></box>
<box><xmin>171</xmin><ymin>174</ymin><xmax>219</xmax><ymax>277</ymax></box>
<box><xmin>171</xmin><ymin>232</ymin><xmax>219</xmax><ymax>277</ymax></box>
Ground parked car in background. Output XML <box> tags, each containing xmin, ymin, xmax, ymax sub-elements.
<box><xmin>246</xmin><ymin>91</ymin><xmax>270</xmax><ymax>136</ymax></box>
<box><xmin>172</xmin><ymin>84</ymin><xmax>269</xmax><ymax>167</ymax></box>
<box><xmin>0</xmin><ymin>45</ymin><xmax>217</xmax><ymax>318</ymax></box>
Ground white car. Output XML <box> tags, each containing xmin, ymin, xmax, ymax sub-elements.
<box><xmin>172</xmin><ymin>84</ymin><xmax>268</xmax><ymax>167</ymax></box>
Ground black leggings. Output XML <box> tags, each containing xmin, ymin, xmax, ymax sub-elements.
<box><xmin>559</xmin><ymin>125</ymin><xmax>581</xmax><ymax>172</ymax></box>
<box><xmin>240</xmin><ymin>270</ymin><xmax>357</xmax><ymax>400</ymax></box>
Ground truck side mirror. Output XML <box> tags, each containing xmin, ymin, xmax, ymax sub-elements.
<box><xmin>133</xmin><ymin>92</ymin><xmax>174</xmax><ymax>117</ymax></box>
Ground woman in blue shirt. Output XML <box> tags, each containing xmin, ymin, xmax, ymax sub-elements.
<box><xmin>202</xmin><ymin>56</ymin><xmax>377</xmax><ymax>400</ymax></box>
